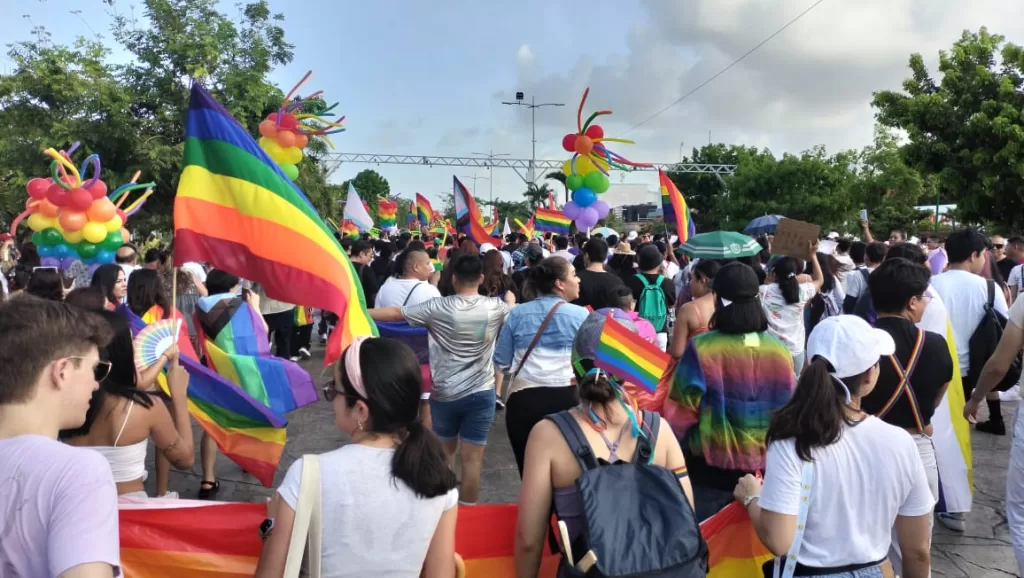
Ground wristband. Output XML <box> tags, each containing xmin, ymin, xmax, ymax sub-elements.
<box><xmin>742</xmin><ymin>495</ymin><xmax>760</xmax><ymax>509</ymax></box>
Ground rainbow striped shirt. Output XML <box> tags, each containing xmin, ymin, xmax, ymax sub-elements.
<box><xmin>664</xmin><ymin>330</ymin><xmax>796</xmax><ymax>482</ymax></box>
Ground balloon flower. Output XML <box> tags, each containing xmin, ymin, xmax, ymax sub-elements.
<box><xmin>11</xmin><ymin>143</ymin><xmax>154</xmax><ymax>275</ymax></box>
<box><xmin>559</xmin><ymin>88</ymin><xmax>651</xmax><ymax>231</ymax></box>
<box><xmin>257</xmin><ymin>70</ymin><xmax>346</xmax><ymax>181</ymax></box>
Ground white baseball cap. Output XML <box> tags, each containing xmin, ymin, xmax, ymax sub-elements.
<box><xmin>806</xmin><ymin>315</ymin><xmax>895</xmax><ymax>380</ymax></box>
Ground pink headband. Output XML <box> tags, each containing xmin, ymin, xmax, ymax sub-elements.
<box><xmin>343</xmin><ymin>336</ymin><xmax>370</xmax><ymax>398</ymax></box>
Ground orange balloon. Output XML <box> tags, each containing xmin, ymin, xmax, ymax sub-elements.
<box><xmin>276</xmin><ymin>130</ymin><xmax>296</xmax><ymax>148</ymax></box>
<box><xmin>121</xmin><ymin>228</ymin><xmax>131</xmax><ymax>242</ymax></box>
<box><xmin>294</xmin><ymin>133</ymin><xmax>309</xmax><ymax>148</ymax></box>
<box><xmin>87</xmin><ymin>197</ymin><xmax>117</xmax><ymax>222</ymax></box>
<box><xmin>59</xmin><ymin>210</ymin><xmax>88</xmax><ymax>232</ymax></box>
<box><xmin>38</xmin><ymin>198</ymin><xmax>60</xmax><ymax>218</ymax></box>
<box><xmin>259</xmin><ymin>119</ymin><xmax>278</xmax><ymax>138</ymax></box>
<box><xmin>574</xmin><ymin>135</ymin><xmax>593</xmax><ymax>156</ymax></box>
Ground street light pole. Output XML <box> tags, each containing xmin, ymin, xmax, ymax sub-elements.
<box><xmin>501</xmin><ymin>93</ymin><xmax>564</xmax><ymax>183</ymax></box>
<box><xmin>471</xmin><ymin>150</ymin><xmax>510</xmax><ymax>205</ymax></box>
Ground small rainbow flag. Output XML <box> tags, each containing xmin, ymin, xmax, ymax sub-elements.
<box><xmin>378</xmin><ymin>199</ymin><xmax>397</xmax><ymax>229</ymax></box>
<box><xmin>341</xmin><ymin>220</ymin><xmax>359</xmax><ymax>238</ymax></box>
<box><xmin>534</xmin><ymin>207</ymin><xmax>571</xmax><ymax>235</ymax></box>
<box><xmin>453</xmin><ymin>176</ymin><xmax>495</xmax><ymax>245</ymax></box>
<box><xmin>515</xmin><ymin>215</ymin><xmax>535</xmax><ymax>238</ymax></box>
<box><xmin>594</xmin><ymin>312</ymin><xmax>671</xmax><ymax>392</ymax></box>
<box><xmin>416</xmin><ymin>193</ymin><xmax>434</xmax><ymax>227</ymax></box>
<box><xmin>173</xmin><ymin>82</ymin><xmax>376</xmax><ymax>367</ymax></box>
<box><xmin>701</xmin><ymin>501</ymin><xmax>774</xmax><ymax>576</ymax></box>
<box><xmin>660</xmin><ymin>169</ymin><xmax>695</xmax><ymax>242</ymax></box>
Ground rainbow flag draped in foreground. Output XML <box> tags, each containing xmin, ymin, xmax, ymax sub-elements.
<box><xmin>119</xmin><ymin>306</ymin><xmax>287</xmax><ymax>487</ymax></box>
<box><xmin>660</xmin><ymin>169</ymin><xmax>695</xmax><ymax>242</ymax></box>
<box><xmin>454</xmin><ymin>175</ymin><xmax>496</xmax><ymax>245</ymax></box>
<box><xmin>173</xmin><ymin>82</ymin><xmax>376</xmax><ymax>367</ymax></box>
<box><xmin>534</xmin><ymin>207</ymin><xmax>571</xmax><ymax>236</ymax></box>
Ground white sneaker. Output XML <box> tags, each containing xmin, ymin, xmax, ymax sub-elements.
<box><xmin>937</xmin><ymin>512</ymin><xmax>966</xmax><ymax>532</ymax></box>
<box><xmin>289</xmin><ymin>356</ymin><xmax>301</xmax><ymax>362</ymax></box>
<box><xmin>157</xmin><ymin>491</ymin><xmax>180</xmax><ymax>499</ymax></box>
<box><xmin>999</xmin><ymin>384</ymin><xmax>1021</xmax><ymax>402</ymax></box>
<box><xmin>298</xmin><ymin>347</ymin><xmax>312</xmax><ymax>359</ymax></box>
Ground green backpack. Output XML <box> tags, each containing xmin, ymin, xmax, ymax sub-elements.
<box><xmin>635</xmin><ymin>273</ymin><xmax>668</xmax><ymax>332</ymax></box>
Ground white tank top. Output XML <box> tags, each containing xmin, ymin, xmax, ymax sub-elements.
<box><xmin>85</xmin><ymin>400</ymin><xmax>148</xmax><ymax>483</ymax></box>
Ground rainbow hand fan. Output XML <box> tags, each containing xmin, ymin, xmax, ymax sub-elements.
<box><xmin>133</xmin><ymin>319</ymin><xmax>181</xmax><ymax>372</ymax></box>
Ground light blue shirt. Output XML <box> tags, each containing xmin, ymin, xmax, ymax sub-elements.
<box><xmin>493</xmin><ymin>295</ymin><xmax>589</xmax><ymax>392</ymax></box>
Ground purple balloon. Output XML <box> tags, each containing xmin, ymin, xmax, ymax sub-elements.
<box><xmin>592</xmin><ymin>200</ymin><xmax>610</xmax><ymax>218</ymax></box>
<box><xmin>575</xmin><ymin>207</ymin><xmax>600</xmax><ymax>230</ymax></box>
<box><xmin>60</xmin><ymin>257</ymin><xmax>77</xmax><ymax>271</ymax></box>
<box><xmin>563</xmin><ymin>201</ymin><xmax>582</xmax><ymax>220</ymax></box>
<box><xmin>40</xmin><ymin>256</ymin><xmax>60</xmax><ymax>268</ymax></box>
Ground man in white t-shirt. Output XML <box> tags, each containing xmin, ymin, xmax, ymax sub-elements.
<box><xmin>0</xmin><ymin>297</ymin><xmax>121</xmax><ymax>577</ymax></box>
<box><xmin>932</xmin><ymin>228</ymin><xmax>1009</xmax><ymax>436</ymax></box>
<box><xmin>843</xmin><ymin>241</ymin><xmax>887</xmax><ymax>313</ymax></box>
<box><xmin>375</xmin><ymin>247</ymin><xmax>441</xmax><ymax>308</ymax></box>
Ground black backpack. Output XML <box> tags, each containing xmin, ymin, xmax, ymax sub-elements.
<box><xmin>842</xmin><ymin>268</ymin><xmax>871</xmax><ymax>314</ymax></box>
<box><xmin>548</xmin><ymin>410</ymin><xmax>708</xmax><ymax>578</ymax></box>
<box><xmin>966</xmin><ymin>280</ymin><xmax>1023</xmax><ymax>392</ymax></box>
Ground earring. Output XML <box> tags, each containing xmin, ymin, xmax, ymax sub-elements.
<box><xmin>357</xmin><ymin>420</ymin><xmax>364</xmax><ymax>431</ymax></box>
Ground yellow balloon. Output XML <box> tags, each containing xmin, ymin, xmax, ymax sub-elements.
<box><xmin>260</xmin><ymin>137</ymin><xmax>283</xmax><ymax>159</ymax></box>
<box><xmin>27</xmin><ymin>213</ymin><xmax>54</xmax><ymax>232</ymax></box>
<box><xmin>574</xmin><ymin>155</ymin><xmax>596</xmax><ymax>175</ymax></box>
<box><xmin>104</xmin><ymin>215</ymin><xmax>124</xmax><ymax>232</ymax></box>
<box><xmin>593</xmin><ymin>155</ymin><xmax>610</xmax><ymax>171</ymax></box>
<box><xmin>82</xmin><ymin>221</ymin><xmax>107</xmax><ymax>244</ymax></box>
<box><xmin>562</xmin><ymin>159</ymin><xmax>573</xmax><ymax>175</ymax></box>
<box><xmin>280</xmin><ymin>146</ymin><xmax>303</xmax><ymax>165</ymax></box>
<box><xmin>63</xmin><ymin>230</ymin><xmax>84</xmax><ymax>244</ymax></box>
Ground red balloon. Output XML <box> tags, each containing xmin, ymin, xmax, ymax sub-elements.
<box><xmin>47</xmin><ymin>184</ymin><xmax>69</xmax><ymax>207</ymax></box>
<box><xmin>277</xmin><ymin>113</ymin><xmax>298</xmax><ymax>130</ymax></box>
<box><xmin>26</xmin><ymin>177</ymin><xmax>50</xmax><ymax>199</ymax></box>
<box><xmin>562</xmin><ymin>134</ymin><xmax>577</xmax><ymax>152</ymax></box>
<box><xmin>60</xmin><ymin>175</ymin><xmax>77</xmax><ymax>187</ymax></box>
<box><xmin>67</xmin><ymin>188</ymin><xmax>94</xmax><ymax>211</ymax></box>
<box><xmin>86</xmin><ymin>180</ymin><xmax>108</xmax><ymax>199</ymax></box>
<box><xmin>585</xmin><ymin>125</ymin><xmax>604</xmax><ymax>139</ymax></box>
<box><xmin>268</xmin><ymin>112</ymin><xmax>278</xmax><ymax>123</ymax></box>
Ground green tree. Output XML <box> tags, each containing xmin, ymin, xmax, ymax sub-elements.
<box><xmin>481</xmin><ymin>198</ymin><xmax>531</xmax><ymax>229</ymax></box>
<box><xmin>873</xmin><ymin>28</ymin><xmax>1024</xmax><ymax>230</ymax></box>
<box><xmin>850</xmin><ymin>128</ymin><xmax>931</xmax><ymax>237</ymax></box>
<box><xmin>339</xmin><ymin>169</ymin><xmax>391</xmax><ymax>224</ymax></box>
<box><xmin>523</xmin><ymin>182</ymin><xmax>552</xmax><ymax>210</ymax></box>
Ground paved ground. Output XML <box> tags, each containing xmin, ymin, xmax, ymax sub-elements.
<box><xmin>146</xmin><ymin>350</ymin><xmax>1021</xmax><ymax>577</ymax></box>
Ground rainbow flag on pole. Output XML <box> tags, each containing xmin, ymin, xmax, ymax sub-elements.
<box><xmin>173</xmin><ymin>82</ymin><xmax>376</xmax><ymax>367</ymax></box>
<box><xmin>378</xmin><ymin>198</ymin><xmax>398</xmax><ymax>229</ymax></box>
<box><xmin>534</xmin><ymin>207</ymin><xmax>571</xmax><ymax>235</ymax></box>
<box><xmin>660</xmin><ymin>169</ymin><xmax>695</xmax><ymax>242</ymax></box>
<box><xmin>515</xmin><ymin>216</ymin><xmax>535</xmax><ymax>238</ymax></box>
<box><xmin>453</xmin><ymin>175</ymin><xmax>496</xmax><ymax>245</ymax></box>
<box><xmin>416</xmin><ymin>193</ymin><xmax>434</xmax><ymax>227</ymax></box>
<box><xmin>593</xmin><ymin>312</ymin><xmax>671</xmax><ymax>392</ymax></box>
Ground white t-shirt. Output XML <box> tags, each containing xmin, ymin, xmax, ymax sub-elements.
<box><xmin>759</xmin><ymin>282</ymin><xmax>816</xmax><ymax>355</ymax></box>
<box><xmin>180</xmin><ymin>261</ymin><xmax>207</xmax><ymax>283</ymax></box>
<box><xmin>843</xmin><ymin>265</ymin><xmax>873</xmax><ymax>299</ymax></box>
<box><xmin>375</xmin><ymin>278</ymin><xmax>441</xmax><ymax>308</ymax></box>
<box><xmin>663</xmin><ymin>260</ymin><xmax>680</xmax><ymax>282</ymax></box>
<box><xmin>550</xmin><ymin>250</ymin><xmax>575</xmax><ymax>263</ymax></box>
<box><xmin>759</xmin><ymin>417</ymin><xmax>934</xmax><ymax>568</ymax></box>
<box><xmin>279</xmin><ymin>445</ymin><xmax>458</xmax><ymax>578</ymax></box>
<box><xmin>834</xmin><ymin>253</ymin><xmax>854</xmax><ymax>283</ymax></box>
<box><xmin>917</xmin><ymin>284</ymin><xmax>949</xmax><ymax>337</ymax></box>
<box><xmin>1009</xmin><ymin>264</ymin><xmax>1024</xmax><ymax>296</ymax></box>
<box><xmin>931</xmin><ymin>269</ymin><xmax>1009</xmax><ymax>375</ymax></box>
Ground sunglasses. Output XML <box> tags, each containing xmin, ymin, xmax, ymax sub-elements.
<box><xmin>993</xmin><ymin>243</ymin><xmax>1005</xmax><ymax>250</ymax></box>
<box><xmin>322</xmin><ymin>380</ymin><xmax>343</xmax><ymax>402</ymax></box>
<box><xmin>66</xmin><ymin>356</ymin><xmax>113</xmax><ymax>382</ymax></box>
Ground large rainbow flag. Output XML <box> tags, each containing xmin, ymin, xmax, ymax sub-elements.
<box><xmin>534</xmin><ymin>207</ymin><xmax>571</xmax><ymax>236</ymax></box>
<box><xmin>660</xmin><ymin>169</ymin><xmax>696</xmax><ymax>242</ymax></box>
<box><xmin>173</xmin><ymin>82</ymin><xmax>376</xmax><ymax>366</ymax></box>
<box><xmin>416</xmin><ymin>193</ymin><xmax>434</xmax><ymax>227</ymax></box>
<box><xmin>453</xmin><ymin>176</ymin><xmax>495</xmax><ymax>245</ymax></box>
<box><xmin>120</xmin><ymin>306</ymin><xmax>287</xmax><ymax>487</ymax></box>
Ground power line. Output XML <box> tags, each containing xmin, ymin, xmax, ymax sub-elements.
<box><xmin>625</xmin><ymin>0</ymin><xmax>828</xmax><ymax>134</ymax></box>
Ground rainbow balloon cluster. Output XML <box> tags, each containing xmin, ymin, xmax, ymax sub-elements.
<box><xmin>257</xmin><ymin>71</ymin><xmax>346</xmax><ymax>181</ymax></box>
<box><xmin>378</xmin><ymin>199</ymin><xmax>398</xmax><ymax>231</ymax></box>
<box><xmin>560</xmin><ymin>88</ymin><xmax>650</xmax><ymax>230</ymax></box>
<box><xmin>12</xmin><ymin>144</ymin><xmax>152</xmax><ymax>273</ymax></box>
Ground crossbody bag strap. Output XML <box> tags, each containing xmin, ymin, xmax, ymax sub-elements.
<box><xmin>402</xmin><ymin>282</ymin><xmax>424</xmax><ymax>306</ymax></box>
<box><xmin>774</xmin><ymin>460</ymin><xmax>815</xmax><ymax>578</ymax></box>
<box><xmin>283</xmin><ymin>455</ymin><xmax>322</xmax><ymax>578</ymax></box>
<box><xmin>511</xmin><ymin>301</ymin><xmax>565</xmax><ymax>381</ymax></box>
<box><xmin>877</xmin><ymin>329</ymin><xmax>926</xmax><ymax>432</ymax></box>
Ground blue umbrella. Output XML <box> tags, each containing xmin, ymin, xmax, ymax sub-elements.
<box><xmin>743</xmin><ymin>214</ymin><xmax>784</xmax><ymax>236</ymax></box>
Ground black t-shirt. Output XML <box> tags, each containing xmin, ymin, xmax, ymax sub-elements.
<box><xmin>624</xmin><ymin>272</ymin><xmax>676</xmax><ymax>326</ymax></box>
<box><xmin>998</xmin><ymin>257</ymin><xmax>1017</xmax><ymax>284</ymax></box>
<box><xmin>573</xmin><ymin>268</ymin><xmax>626</xmax><ymax>311</ymax></box>
<box><xmin>357</xmin><ymin>263</ymin><xmax>379</xmax><ymax>307</ymax></box>
<box><xmin>862</xmin><ymin>316</ymin><xmax>953</xmax><ymax>429</ymax></box>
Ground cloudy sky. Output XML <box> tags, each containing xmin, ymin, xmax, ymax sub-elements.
<box><xmin>3</xmin><ymin>0</ymin><xmax>1023</xmax><ymax>207</ymax></box>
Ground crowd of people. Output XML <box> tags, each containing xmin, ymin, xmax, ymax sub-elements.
<box><xmin>1</xmin><ymin>221</ymin><xmax>1023</xmax><ymax>577</ymax></box>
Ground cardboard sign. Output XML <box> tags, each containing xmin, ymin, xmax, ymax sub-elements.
<box><xmin>773</xmin><ymin>218</ymin><xmax>821</xmax><ymax>261</ymax></box>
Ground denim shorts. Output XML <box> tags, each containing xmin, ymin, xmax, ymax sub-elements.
<box><xmin>430</xmin><ymin>389</ymin><xmax>496</xmax><ymax>446</ymax></box>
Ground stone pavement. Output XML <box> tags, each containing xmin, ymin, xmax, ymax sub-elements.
<box><xmin>146</xmin><ymin>352</ymin><xmax>1021</xmax><ymax>577</ymax></box>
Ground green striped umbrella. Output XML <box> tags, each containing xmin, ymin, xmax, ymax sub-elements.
<box><xmin>679</xmin><ymin>231</ymin><xmax>762</xmax><ymax>259</ymax></box>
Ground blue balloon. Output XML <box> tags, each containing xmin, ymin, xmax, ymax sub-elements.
<box><xmin>573</xmin><ymin>187</ymin><xmax>596</xmax><ymax>208</ymax></box>
<box><xmin>95</xmin><ymin>249</ymin><xmax>115</xmax><ymax>264</ymax></box>
<box><xmin>53</xmin><ymin>243</ymin><xmax>71</xmax><ymax>258</ymax></box>
<box><xmin>37</xmin><ymin>245</ymin><xmax>55</xmax><ymax>258</ymax></box>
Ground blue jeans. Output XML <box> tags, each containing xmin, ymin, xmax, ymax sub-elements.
<box><xmin>430</xmin><ymin>389</ymin><xmax>496</xmax><ymax>446</ymax></box>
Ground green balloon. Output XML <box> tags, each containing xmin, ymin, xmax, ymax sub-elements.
<box><xmin>41</xmin><ymin>227</ymin><xmax>63</xmax><ymax>246</ymax></box>
<box><xmin>101</xmin><ymin>231</ymin><xmax>123</xmax><ymax>251</ymax></box>
<box><xmin>565</xmin><ymin>174</ymin><xmax>584</xmax><ymax>191</ymax></box>
<box><xmin>31</xmin><ymin>232</ymin><xmax>43</xmax><ymax>246</ymax></box>
<box><xmin>584</xmin><ymin>171</ymin><xmax>610</xmax><ymax>194</ymax></box>
<box><xmin>78</xmin><ymin>243</ymin><xmax>99</xmax><ymax>259</ymax></box>
<box><xmin>280</xmin><ymin>163</ymin><xmax>299</xmax><ymax>180</ymax></box>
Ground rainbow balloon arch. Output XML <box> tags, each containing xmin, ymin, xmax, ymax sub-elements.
<box><xmin>11</xmin><ymin>143</ymin><xmax>153</xmax><ymax>275</ymax></box>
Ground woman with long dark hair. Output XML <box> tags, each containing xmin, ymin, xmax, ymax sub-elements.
<box><xmin>761</xmin><ymin>246</ymin><xmax>823</xmax><ymax>374</ymax></box>
<box><xmin>494</xmin><ymin>257</ymin><xmax>589</xmax><ymax>473</ymax></box>
<box><xmin>91</xmin><ymin>263</ymin><xmax>127</xmax><ymax>310</ymax></box>
<box><xmin>256</xmin><ymin>337</ymin><xmax>458</xmax><ymax>577</ymax></box>
<box><xmin>733</xmin><ymin>315</ymin><xmax>933</xmax><ymax>578</ymax></box>
<box><xmin>669</xmin><ymin>259</ymin><xmax>721</xmax><ymax>358</ymax></box>
<box><xmin>61</xmin><ymin>311</ymin><xmax>194</xmax><ymax>498</ymax></box>
<box><xmin>25</xmin><ymin>267</ymin><xmax>72</xmax><ymax>302</ymax></box>
<box><xmin>436</xmin><ymin>248</ymin><xmax>464</xmax><ymax>297</ymax></box>
<box><xmin>480</xmin><ymin>249</ymin><xmax>518</xmax><ymax>302</ymax></box>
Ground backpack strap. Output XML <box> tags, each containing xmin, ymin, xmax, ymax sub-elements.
<box><xmin>860</xmin><ymin>268</ymin><xmax>870</xmax><ymax>283</ymax></box>
<box><xmin>774</xmin><ymin>461</ymin><xmax>815</xmax><ymax>578</ymax></box>
<box><xmin>876</xmin><ymin>329</ymin><xmax>926</xmax><ymax>432</ymax></box>
<box><xmin>511</xmin><ymin>301</ymin><xmax>564</xmax><ymax>382</ymax></box>
<box><xmin>632</xmin><ymin>410</ymin><xmax>660</xmax><ymax>466</ymax></box>
<box><xmin>987</xmin><ymin>278</ymin><xmax>996</xmax><ymax>309</ymax></box>
<box><xmin>548</xmin><ymin>411</ymin><xmax>600</xmax><ymax>471</ymax></box>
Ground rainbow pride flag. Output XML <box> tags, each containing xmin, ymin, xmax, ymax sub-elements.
<box><xmin>534</xmin><ymin>207</ymin><xmax>571</xmax><ymax>235</ymax></box>
<box><xmin>660</xmin><ymin>169</ymin><xmax>695</xmax><ymax>242</ymax></box>
<box><xmin>341</xmin><ymin>220</ymin><xmax>359</xmax><ymax>238</ymax></box>
<box><xmin>174</xmin><ymin>82</ymin><xmax>376</xmax><ymax>367</ymax></box>
<box><xmin>416</xmin><ymin>193</ymin><xmax>434</xmax><ymax>227</ymax></box>
<box><xmin>594</xmin><ymin>312</ymin><xmax>671</xmax><ymax>392</ymax></box>
<box><xmin>120</xmin><ymin>306</ymin><xmax>287</xmax><ymax>487</ymax></box>
<box><xmin>701</xmin><ymin>501</ymin><xmax>774</xmax><ymax>576</ymax></box>
<box><xmin>515</xmin><ymin>215</ymin><xmax>535</xmax><ymax>237</ymax></box>
<box><xmin>453</xmin><ymin>176</ymin><xmax>495</xmax><ymax>245</ymax></box>
<box><xmin>294</xmin><ymin>306</ymin><xmax>314</xmax><ymax>326</ymax></box>
<box><xmin>378</xmin><ymin>199</ymin><xmax>397</xmax><ymax>229</ymax></box>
